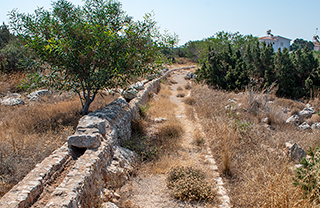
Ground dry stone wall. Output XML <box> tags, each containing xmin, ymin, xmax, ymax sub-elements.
<box><xmin>0</xmin><ymin>66</ymin><xmax>195</xmax><ymax>208</ymax></box>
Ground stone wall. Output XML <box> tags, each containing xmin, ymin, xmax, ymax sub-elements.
<box><xmin>0</xmin><ymin>66</ymin><xmax>195</xmax><ymax>208</ymax></box>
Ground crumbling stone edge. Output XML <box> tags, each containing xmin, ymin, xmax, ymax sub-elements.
<box><xmin>0</xmin><ymin>66</ymin><xmax>196</xmax><ymax>208</ymax></box>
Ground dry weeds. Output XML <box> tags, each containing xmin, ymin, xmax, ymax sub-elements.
<box><xmin>0</xmin><ymin>91</ymin><xmax>116</xmax><ymax>197</ymax></box>
<box><xmin>192</xmin><ymin>84</ymin><xmax>320</xmax><ymax>207</ymax></box>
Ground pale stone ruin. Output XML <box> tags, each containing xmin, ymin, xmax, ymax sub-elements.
<box><xmin>0</xmin><ymin>66</ymin><xmax>195</xmax><ymax>208</ymax></box>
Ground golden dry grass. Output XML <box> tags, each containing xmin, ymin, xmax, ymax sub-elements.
<box><xmin>0</xmin><ymin>91</ymin><xmax>116</xmax><ymax>197</ymax></box>
<box><xmin>191</xmin><ymin>84</ymin><xmax>320</xmax><ymax>207</ymax></box>
<box><xmin>0</xmin><ymin>72</ymin><xmax>26</xmax><ymax>95</ymax></box>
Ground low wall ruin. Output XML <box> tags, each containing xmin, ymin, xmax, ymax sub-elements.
<box><xmin>0</xmin><ymin>67</ymin><xmax>195</xmax><ymax>208</ymax></box>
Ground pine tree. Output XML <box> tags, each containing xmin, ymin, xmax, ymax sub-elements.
<box><xmin>275</xmin><ymin>47</ymin><xmax>297</xmax><ymax>98</ymax></box>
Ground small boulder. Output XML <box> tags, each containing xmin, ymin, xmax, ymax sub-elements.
<box><xmin>298</xmin><ymin>107</ymin><xmax>315</xmax><ymax>119</ymax></box>
<box><xmin>298</xmin><ymin>122</ymin><xmax>311</xmax><ymax>130</ymax></box>
<box><xmin>28</xmin><ymin>89</ymin><xmax>51</xmax><ymax>101</ymax></box>
<box><xmin>286</xmin><ymin>115</ymin><xmax>300</xmax><ymax>125</ymax></box>
<box><xmin>1</xmin><ymin>97</ymin><xmax>24</xmax><ymax>106</ymax></box>
<box><xmin>311</xmin><ymin>122</ymin><xmax>320</xmax><ymax>130</ymax></box>
<box><xmin>101</xmin><ymin>202</ymin><xmax>119</xmax><ymax>208</ymax></box>
<box><xmin>227</xmin><ymin>99</ymin><xmax>236</xmax><ymax>103</ymax></box>
<box><xmin>285</xmin><ymin>142</ymin><xmax>306</xmax><ymax>162</ymax></box>
<box><xmin>185</xmin><ymin>72</ymin><xmax>196</xmax><ymax>80</ymax></box>
<box><xmin>131</xmin><ymin>81</ymin><xmax>146</xmax><ymax>91</ymax></box>
<box><xmin>154</xmin><ymin>117</ymin><xmax>169</xmax><ymax>123</ymax></box>
<box><xmin>122</xmin><ymin>88</ymin><xmax>138</xmax><ymax>100</ymax></box>
<box><xmin>261</xmin><ymin>117</ymin><xmax>269</xmax><ymax>124</ymax></box>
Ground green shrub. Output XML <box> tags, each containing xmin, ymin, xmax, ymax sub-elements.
<box><xmin>294</xmin><ymin>147</ymin><xmax>320</xmax><ymax>203</ymax></box>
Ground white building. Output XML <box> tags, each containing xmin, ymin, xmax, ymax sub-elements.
<box><xmin>259</xmin><ymin>30</ymin><xmax>291</xmax><ymax>52</ymax></box>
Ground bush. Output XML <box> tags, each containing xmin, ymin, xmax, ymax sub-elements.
<box><xmin>294</xmin><ymin>147</ymin><xmax>320</xmax><ymax>203</ymax></box>
<box><xmin>0</xmin><ymin>39</ymin><xmax>31</xmax><ymax>73</ymax></box>
<box><xmin>167</xmin><ymin>167</ymin><xmax>215</xmax><ymax>201</ymax></box>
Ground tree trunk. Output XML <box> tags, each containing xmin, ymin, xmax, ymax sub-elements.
<box><xmin>81</xmin><ymin>99</ymin><xmax>91</xmax><ymax>115</ymax></box>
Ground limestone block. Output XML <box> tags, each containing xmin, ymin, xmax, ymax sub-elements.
<box><xmin>286</xmin><ymin>115</ymin><xmax>300</xmax><ymax>125</ymax></box>
<box><xmin>1</xmin><ymin>97</ymin><xmax>24</xmax><ymax>106</ymax></box>
<box><xmin>101</xmin><ymin>202</ymin><xmax>119</xmax><ymax>208</ymax></box>
<box><xmin>77</xmin><ymin>115</ymin><xmax>107</xmax><ymax>135</ymax></box>
<box><xmin>28</xmin><ymin>89</ymin><xmax>52</xmax><ymax>101</ymax></box>
<box><xmin>311</xmin><ymin>122</ymin><xmax>320</xmax><ymax>130</ymax></box>
<box><xmin>298</xmin><ymin>122</ymin><xmax>311</xmax><ymax>130</ymax></box>
<box><xmin>298</xmin><ymin>107</ymin><xmax>315</xmax><ymax>119</ymax></box>
<box><xmin>68</xmin><ymin>133</ymin><xmax>102</xmax><ymax>149</ymax></box>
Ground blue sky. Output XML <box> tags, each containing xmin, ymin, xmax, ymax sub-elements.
<box><xmin>1</xmin><ymin>0</ymin><xmax>319</xmax><ymax>45</ymax></box>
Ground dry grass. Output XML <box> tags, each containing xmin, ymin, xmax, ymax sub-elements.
<box><xmin>184</xmin><ymin>83</ymin><xmax>192</xmax><ymax>90</ymax></box>
<box><xmin>177</xmin><ymin>86</ymin><xmax>183</xmax><ymax>91</ymax></box>
<box><xmin>0</xmin><ymin>72</ymin><xmax>26</xmax><ymax>95</ymax></box>
<box><xmin>0</xmin><ymin>91</ymin><xmax>116</xmax><ymax>197</ymax></box>
<box><xmin>167</xmin><ymin>167</ymin><xmax>215</xmax><ymax>201</ymax></box>
<box><xmin>183</xmin><ymin>97</ymin><xmax>196</xmax><ymax>106</ymax></box>
<box><xmin>192</xmin><ymin>84</ymin><xmax>320</xmax><ymax>207</ymax></box>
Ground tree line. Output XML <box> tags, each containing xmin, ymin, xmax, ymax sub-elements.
<box><xmin>193</xmin><ymin>33</ymin><xmax>320</xmax><ymax>99</ymax></box>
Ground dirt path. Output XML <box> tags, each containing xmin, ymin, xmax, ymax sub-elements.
<box><xmin>120</xmin><ymin>68</ymin><xmax>230</xmax><ymax>208</ymax></box>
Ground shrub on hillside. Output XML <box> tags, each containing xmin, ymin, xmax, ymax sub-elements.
<box><xmin>294</xmin><ymin>147</ymin><xmax>320</xmax><ymax>203</ymax></box>
<box><xmin>167</xmin><ymin>167</ymin><xmax>215</xmax><ymax>201</ymax></box>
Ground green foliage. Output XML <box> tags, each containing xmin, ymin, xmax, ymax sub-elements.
<box><xmin>10</xmin><ymin>0</ymin><xmax>177</xmax><ymax>114</ymax></box>
<box><xmin>0</xmin><ymin>23</ymin><xmax>31</xmax><ymax>73</ymax></box>
<box><xmin>290</xmin><ymin>38</ymin><xmax>314</xmax><ymax>51</ymax></box>
<box><xmin>196</xmin><ymin>32</ymin><xmax>320</xmax><ymax>99</ymax></box>
<box><xmin>195</xmin><ymin>43</ymin><xmax>249</xmax><ymax>91</ymax></box>
<box><xmin>0</xmin><ymin>23</ymin><xmax>11</xmax><ymax>49</ymax></box>
<box><xmin>174</xmin><ymin>31</ymin><xmax>258</xmax><ymax>63</ymax></box>
<box><xmin>294</xmin><ymin>147</ymin><xmax>320</xmax><ymax>203</ymax></box>
<box><xmin>167</xmin><ymin>167</ymin><xmax>215</xmax><ymax>201</ymax></box>
<box><xmin>0</xmin><ymin>39</ymin><xmax>31</xmax><ymax>73</ymax></box>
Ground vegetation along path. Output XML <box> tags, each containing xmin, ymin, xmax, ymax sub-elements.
<box><xmin>119</xmin><ymin>67</ymin><xmax>230</xmax><ymax>208</ymax></box>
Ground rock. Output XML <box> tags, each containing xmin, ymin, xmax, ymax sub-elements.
<box><xmin>122</xmin><ymin>88</ymin><xmax>138</xmax><ymax>100</ymax></box>
<box><xmin>104</xmin><ymin>146</ymin><xmax>137</xmax><ymax>189</ymax></box>
<box><xmin>227</xmin><ymin>99</ymin><xmax>236</xmax><ymax>103</ymax></box>
<box><xmin>261</xmin><ymin>117</ymin><xmax>269</xmax><ymax>123</ymax></box>
<box><xmin>106</xmin><ymin>88</ymin><xmax>122</xmax><ymax>96</ymax></box>
<box><xmin>298</xmin><ymin>107</ymin><xmax>315</xmax><ymax>119</ymax></box>
<box><xmin>311</xmin><ymin>122</ymin><xmax>320</xmax><ymax>130</ymax></box>
<box><xmin>298</xmin><ymin>122</ymin><xmax>311</xmax><ymax>130</ymax></box>
<box><xmin>101</xmin><ymin>202</ymin><xmax>119</xmax><ymax>208</ymax></box>
<box><xmin>161</xmin><ymin>68</ymin><xmax>169</xmax><ymax>75</ymax></box>
<box><xmin>131</xmin><ymin>81</ymin><xmax>147</xmax><ymax>91</ymax></box>
<box><xmin>282</xmin><ymin>107</ymin><xmax>291</xmax><ymax>114</ymax></box>
<box><xmin>185</xmin><ymin>72</ymin><xmax>196</xmax><ymax>80</ymax></box>
<box><xmin>285</xmin><ymin>142</ymin><xmax>306</xmax><ymax>162</ymax></box>
<box><xmin>77</xmin><ymin>115</ymin><xmax>107</xmax><ymax>136</ymax></box>
<box><xmin>263</xmin><ymin>123</ymin><xmax>275</xmax><ymax>130</ymax></box>
<box><xmin>147</xmin><ymin>74</ymin><xmax>157</xmax><ymax>80</ymax></box>
<box><xmin>102</xmin><ymin>189</ymin><xmax>121</xmax><ymax>202</ymax></box>
<box><xmin>154</xmin><ymin>117</ymin><xmax>169</xmax><ymax>123</ymax></box>
<box><xmin>28</xmin><ymin>89</ymin><xmax>51</xmax><ymax>101</ymax></box>
<box><xmin>68</xmin><ymin>133</ymin><xmax>102</xmax><ymax>149</ymax></box>
<box><xmin>1</xmin><ymin>97</ymin><xmax>24</xmax><ymax>106</ymax></box>
<box><xmin>286</xmin><ymin>115</ymin><xmax>300</xmax><ymax>125</ymax></box>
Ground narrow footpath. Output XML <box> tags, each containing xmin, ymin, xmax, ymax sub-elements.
<box><xmin>120</xmin><ymin>68</ymin><xmax>230</xmax><ymax>208</ymax></box>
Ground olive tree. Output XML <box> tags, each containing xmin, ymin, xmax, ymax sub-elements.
<box><xmin>9</xmin><ymin>0</ymin><xmax>177</xmax><ymax>114</ymax></box>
